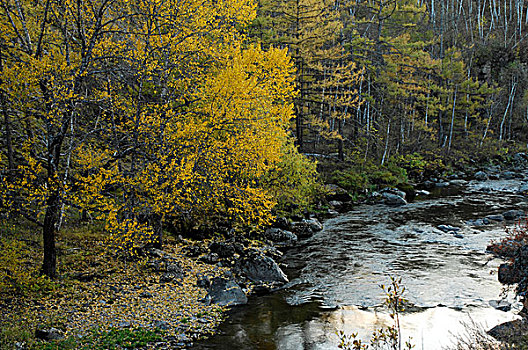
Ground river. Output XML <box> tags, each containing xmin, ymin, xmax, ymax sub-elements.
<box><xmin>194</xmin><ymin>178</ymin><xmax>528</xmax><ymax>349</ymax></box>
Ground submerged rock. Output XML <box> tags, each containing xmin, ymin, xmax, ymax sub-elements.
<box><xmin>503</xmin><ymin>210</ymin><xmax>525</xmax><ymax>220</ymax></box>
<box><xmin>437</xmin><ymin>224</ymin><xmax>461</xmax><ymax>233</ymax></box>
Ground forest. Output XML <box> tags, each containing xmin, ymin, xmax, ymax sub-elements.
<box><xmin>1</xmin><ymin>0</ymin><xmax>528</xmax><ymax>348</ymax></box>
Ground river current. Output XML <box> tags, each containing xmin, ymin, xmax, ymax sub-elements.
<box><xmin>195</xmin><ymin>179</ymin><xmax>528</xmax><ymax>349</ymax></box>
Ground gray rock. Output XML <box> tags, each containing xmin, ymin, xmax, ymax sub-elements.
<box><xmin>501</xmin><ymin>171</ymin><xmax>517</xmax><ymax>179</ymax></box>
<box><xmin>450</xmin><ymin>179</ymin><xmax>468</xmax><ymax>186</ymax></box>
<box><xmin>35</xmin><ymin>328</ymin><xmax>64</xmax><ymax>341</ymax></box>
<box><xmin>209</xmin><ymin>241</ymin><xmax>236</xmax><ymax>258</ymax></box>
<box><xmin>382</xmin><ymin>192</ymin><xmax>407</xmax><ymax>206</ymax></box>
<box><xmin>503</xmin><ymin>209</ymin><xmax>525</xmax><ymax>220</ymax></box>
<box><xmin>381</xmin><ymin>187</ymin><xmax>406</xmax><ymax>199</ymax></box>
<box><xmin>466</xmin><ymin>218</ymin><xmax>489</xmax><ymax>226</ymax></box>
<box><xmin>118</xmin><ymin>322</ymin><xmax>131</xmax><ymax>328</ymax></box>
<box><xmin>325</xmin><ymin>184</ymin><xmax>352</xmax><ymax>202</ymax></box>
<box><xmin>454</xmin><ymin>233</ymin><xmax>464</xmax><ymax>239</ymax></box>
<box><xmin>292</xmin><ymin>221</ymin><xmax>314</xmax><ymax>238</ymax></box>
<box><xmin>486</xmin><ymin>214</ymin><xmax>504</xmax><ymax>222</ymax></box>
<box><xmin>302</xmin><ymin>218</ymin><xmax>323</xmax><ymax>232</ymax></box>
<box><xmin>437</xmin><ymin>224</ymin><xmax>461</xmax><ymax>233</ymax></box>
<box><xmin>328</xmin><ymin>200</ymin><xmax>343</xmax><ymax>208</ymax></box>
<box><xmin>435</xmin><ymin>181</ymin><xmax>450</xmax><ymax>188</ymax></box>
<box><xmin>274</xmin><ymin>217</ymin><xmax>292</xmax><ymax>230</ymax></box>
<box><xmin>415</xmin><ymin>190</ymin><xmax>430</xmax><ymax>196</ymax></box>
<box><xmin>263</xmin><ymin>228</ymin><xmax>298</xmax><ymax>246</ymax></box>
<box><xmin>489</xmin><ymin>300</ymin><xmax>511</xmax><ymax>312</ymax></box>
<box><xmin>513</xmin><ymin>152</ymin><xmax>527</xmax><ymax>163</ymax></box>
<box><xmin>153</xmin><ymin>320</ymin><xmax>171</xmax><ymax>330</ymax></box>
<box><xmin>474</xmin><ymin>171</ymin><xmax>488</xmax><ymax>181</ymax></box>
<box><xmin>200</xmin><ymin>253</ymin><xmax>220</xmax><ymax>264</ymax></box>
<box><xmin>327</xmin><ymin>209</ymin><xmax>339</xmax><ymax>217</ymax></box>
<box><xmin>207</xmin><ymin>275</ymin><xmax>248</xmax><ymax>306</ymax></box>
<box><xmin>236</xmin><ymin>253</ymin><xmax>288</xmax><ymax>284</ymax></box>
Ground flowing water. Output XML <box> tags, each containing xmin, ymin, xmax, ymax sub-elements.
<box><xmin>194</xmin><ymin>179</ymin><xmax>528</xmax><ymax>350</ymax></box>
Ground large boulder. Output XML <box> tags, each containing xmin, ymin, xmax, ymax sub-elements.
<box><xmin>235</xmin><ymin>252</ymin><xmax>288</xmax><ymax>284</ymax></box>
<box><xmin>382</xmin><ymin>192</ymin><xmax>407</xmax><ymax>206</ymax></box>
<box><xmin>202</xmin><ymin>273</ymin><xmax>248</xmax><ymax>306</ymax></box>
<box><xmin>325</xmin><ymin>184</ymin><xmax>352</xmax><ymax>202</ymax></box>
<box><xmin>291</xmin><ymin>221</ymin><xmax>314</xmax><ymax>238</ymax></box>
<box><xmin>303</xmin><ymin>218</ymin><xmax>323</xmax><ymax>232</ymax></box>
<box><xmin>208</xmin><ymin>241</ymin><xmax>237</xmax><ymax>259</ymax></box>
<box><xmin>263</xmin><ymin>228</ymin><xmax>298</xmax><ymax>247</ymax></box>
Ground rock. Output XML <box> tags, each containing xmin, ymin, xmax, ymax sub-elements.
<box><xmin>199</xmin><ymin>253</ymin><xmax>220</xmax><ymax>264</ymax></box>
<box><xmin>488</xmin><ymin>319</ymin><xmax>528</xmax><ymax>342</ymax></box>
<box><xmin>498</xmin><ymin>263</ymin><xmax>520</xmax><ymax>284</ymax></box>
<box><xmin>486</xmin><ymin>214</ymin><xmax>504</xmax><ymax>222</ymax></box>
<box><xmin>167</xmin><ymin>263</ymin><xmax>182</xmax><ymax>273</ymax></box>
<box><xmin>145</xmin><ymin>248</ymin><xmax>172</xmax><ymax>259</ymax></box>
<box><xmin>209</xmin><ymin>241</ymin><xmax>236</xmax><ymax>259</ymax></box>
<box><xmin>503</xmin><ymin>209</ymin><xmax>525</xmax><ymax>220</ymax></box>
<box><xmin>139</xmin><ymin>291</ymin><xmax>153</xmax><ymax>298</ymax></box>
<box><xmin>474</xmin><ymin>171</ymin><xmax>488</xmax><ymax>181</ymax></box>
<box><xmin>381</xmin><ymin>187</ymin><xmax>406</xmax><ymax>199</ymax></box>
<box><xmin>273</xmin><ymin>217</ymin><xmax>292</xmax><ymax>230</ymax></box>
<box><xmin>513</xmin><ymin>152</ymin><xmax>528</xmax><ymax>164</ymax></box>
<box><xmin>382</xmin><ymin>192</ymin><xmax>407</xmax><ymax>206</ymax></box>
<box><xmin>518</xmin><ymin>183</ymin><xmax>528</xmax><ymax>195</ymax></box>
<box><xmin>466</xmin><ymin>218</ymin><xmax>489</xmax><ymax>226</ymax></box>
<box><xmin>327</xmin><ymin>209</ymin><xmax>339</xmax><ymax>217</ymax></box>
<box><xmin>118</xmin><ymin>321</ymin><xmax>131</xmax><ymax>328</ymax></box>
<box><xmin>450</xmin><ymin>179</ymin><xmax>468</xmax><ymax>186</ymax></box>
<box><xmin>489</xmin><ymin>300</ymin><xmax>511</xmax><ymax>312</ymax></box>
<box><xmin>415</xmin><ymin>189</ymin><xmax>430</xmax><ymax>196</ymax></box>
<box><xmin>153</xmin><ymin>320</ymin><xmax>171</xmax><ymax>330</ymax></box>
<box><xmin>435</xmin><ymin>181</ymin><xmax>450</xmax><ymax>188</ymax></box>
<box><xmin>291</xmin><ymin>221</ymin><xmax>314</xmax><ymax>238</ymax></box>
<box><xmin>206</xmin><ymin>274</ymin><xmax>248</xmax><ymax>306</ymax></box>
<box><xmin>235</xmin><ymin>252</ymin><xmax>288</xmax><ymax>284</ymax></box>
<box><xmin>303</xmin><ymin>218</ymin><xmax>323</xmax><ymax>232</ymax></box>
<box><xmin>421</xmin><ymin>180</ymin><xmax>435</xmax><ymax>189</ymax></box>
<box><xmin>160</xmin><ymin>270</ymin><xmax>183</xmax><ymax>283</ymax></box>
<box><xmin>437</xmin><ymin>224</ymin><xmax>460</xmax><ymax>233</ymax></box>
<box><xmin>501</xmin><ymin>171</ymin><xmax>517</xmax><ymax>180</ymax></box>
<box><xmin>263</xmin><ymin>228</ymin><xmax>298</xmax><ymax>246</ymax></box>
<box><xmin>325</xmin><ymin>184</ymin><xmax>352</xmax><ymax>202</ymax></box>
<box><xmin>35</xmin><ymin>328</ymin><xmax>64</xmax><ymax>341</ymax></box>
<box><xmin>328</xmin><ymin>200</ymin><xmax>343</xmax><ymax>208</ymax></box>
<box><xmin>454</xmin><ymin>233</ymin><xmax>464</xmax><ymax>239</ymax></box>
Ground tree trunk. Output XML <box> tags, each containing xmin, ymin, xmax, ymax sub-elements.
<box><xmin>42</xmin><ymin>190</ymin><xmax>59</xmax><ymax>278</ymax></box>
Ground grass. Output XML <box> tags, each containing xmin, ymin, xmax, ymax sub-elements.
<box><xmin>0</xmin><ymin>218</ymin><xmax>228</xmax><ymax>349</ymax></box>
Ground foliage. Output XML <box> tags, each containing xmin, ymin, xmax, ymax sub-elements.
<box><xmin>488</xmin><ymin>218</ymin><xmax>528</xmax><ymax>258</ymax></box>
<box><xmin>262</xmin><ymin>140</ymin><xmax>320</xmax><ymax>214</ymax></box>
<box><xmin>0</xmin><ymin>236</ymin><xmax>54</xmax><ymax>295</ymax></box>
<box><xmin>337</xmin><ymin>277</ymin><xmax>414</xmax><ymax>350</ymax></box>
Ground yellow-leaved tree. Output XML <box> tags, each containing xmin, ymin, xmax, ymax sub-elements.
<box><xmin>0</xmin><ymin>0</ymin><xmax>315</xmax><ymax>278</ymax></box>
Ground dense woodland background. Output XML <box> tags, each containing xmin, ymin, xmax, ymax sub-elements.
<box><xmin>2</xmin><ymin>0</ymin><xmax>528</xmax><ymax>280</ymax></box>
